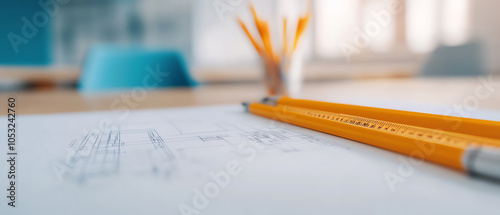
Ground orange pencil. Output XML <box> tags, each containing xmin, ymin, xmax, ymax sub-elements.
<box><xmin>237</xmin><ymin>18</ymin><xmax>263</xmax><ymax>53</ymax></box>
<box><xmin>250</xmin><ymin>5</ymin><xmax>277</xmax><ymax>59</ymax></box>
<box><xmin>250</xmin><ymin>5</ymin><xmax>260</xmax><ymax>29</ymax></box>
<box><xmin>293</xmin><ymin>12</ymin><xmax>310</xmax><ymax>52</ymax></box>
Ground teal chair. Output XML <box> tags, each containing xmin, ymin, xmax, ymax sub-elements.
<box><xmin>420</xmin><ymin>41</ymin><xmax>487</xmax><ymax>77</ymax></box>
<box><xmin>79</xmin><ymin>45</ymin><xmax>197</xmax><ymax>92</ymax></box>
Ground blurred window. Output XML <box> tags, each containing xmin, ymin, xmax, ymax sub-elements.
<box><xmin>314</xmin><ymin>0</ymin><xmax>471</xmax><ymax>61</ymax></box>
<box><xmin>53</xmin><ymin>0</ymin><xmax>193</xmax><ymax>66</ymax></box>
<box><xmin>51</xmin><ymin>0</ymin><xmax>471</xmax><ymax>68</ymax></box>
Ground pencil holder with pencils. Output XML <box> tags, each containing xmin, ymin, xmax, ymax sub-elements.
<box><xmin>261</xmin><ymin>52</ymin><xmax>303</xmax><ymax>96</ymax></box>
<box><xmin>238</xmin><ymin>5</ymin><xmax>310</xmax><ymax>97</ymax></box>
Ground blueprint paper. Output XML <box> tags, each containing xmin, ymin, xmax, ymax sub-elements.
<box><xmin>1</xmin><ymin>105</ymin><xmax>500</xmax><ymax>215</ymax></box>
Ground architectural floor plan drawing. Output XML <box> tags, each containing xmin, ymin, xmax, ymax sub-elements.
<box><xmin>63</xmin><ymin>119</ymin><xmax>348</xmax><ymax>183</ymax></box>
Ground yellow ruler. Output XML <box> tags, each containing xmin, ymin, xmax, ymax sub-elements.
<box><xmin>245</xmin><ymin>97</ymin><xmax>500</xmax><ymax>180</ymax></box>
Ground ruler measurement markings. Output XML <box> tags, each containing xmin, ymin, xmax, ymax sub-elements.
<box><xmin>288</xmin><ymin>106</ymin><xmax>497</xmax><ymax>149</ymax></box>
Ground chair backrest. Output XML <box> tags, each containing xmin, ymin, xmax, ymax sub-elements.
<box><xmin>420</xmin><ymin>41</ymin><xmax>487</xmax><ymax>77</ymax></box>
<box><xmin>79</xmin><ymin>45</ymin><xmax>197</xmax><ymax>92</ymax></box>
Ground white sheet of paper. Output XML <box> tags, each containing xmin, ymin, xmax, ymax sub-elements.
<box><xmin>1</xmin><ymin>104</ymin><xmax>500</xmax><ymax>215</ymax></box>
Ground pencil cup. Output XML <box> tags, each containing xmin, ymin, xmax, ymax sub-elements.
<box><xmin>262</xmin><ymin>52</ymin><xmax>303</xmax><ymax>97</ymax></box>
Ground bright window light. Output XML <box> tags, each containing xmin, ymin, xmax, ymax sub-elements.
<box><xmin>442</xmin><ymin>0</ymin><xmax>470</xmax><ymax>46</ymax></box>
<box><xmin>314</xmin><ymin>0</ymin><xmax>359</xmax><ymax>58</ymax></box>
<box><xmin>362</xmin><ymin>0</ymin><xmax>395</xmax><ymax>53</ymax></box>
<box><xmin>406</xmin><ymin>0</ymin><xmax>439</xmax><ymax>53</ymax></box>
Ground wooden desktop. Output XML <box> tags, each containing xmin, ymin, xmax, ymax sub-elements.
<box><xmin>1</xmin><ymin>77</ymin><xmax>499</xmax><ymax>116</ymax></box>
